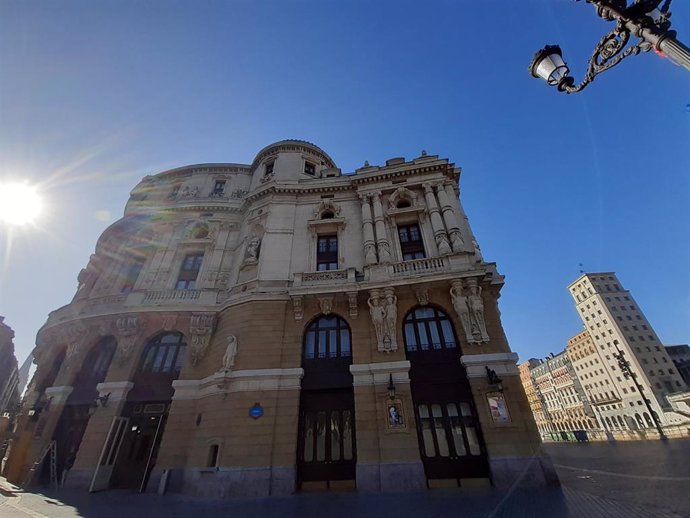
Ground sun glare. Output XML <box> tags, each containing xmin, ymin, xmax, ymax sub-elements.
<box><xmin>0</xmin><ymin>182</ymin><xmax>43</xmax><ymax>226</ymax></box>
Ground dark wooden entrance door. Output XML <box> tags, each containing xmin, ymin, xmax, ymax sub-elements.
<box><xmin>297</xmin><ymin>389</ymin><xmax>356</xmax><ymax>483</ymax></box>
<box><xmin>111</xmin><ymin>403</ymin><xmax>167</xmax><ymax>492</ymax></box>
<box><xmin>403</xmin><ymin>306</ymin><xmax>489</xmax><ymax>482</ymax></box>
<box><xmin>297</xmin><ymin>315</ymin><xmax>356</xmax><ymax>488</ymax></box>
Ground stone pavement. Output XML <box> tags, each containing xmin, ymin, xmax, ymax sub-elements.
<box><xmin>0</xmin><ymin>478</ymin><xmax>685</xmax><ymax>518</ymax></box>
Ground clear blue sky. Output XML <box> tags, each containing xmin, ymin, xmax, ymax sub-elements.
<box><xmin>1</xmin><ymin>0</ymin><xmax>689</xmax><ymax>366</ymax></box>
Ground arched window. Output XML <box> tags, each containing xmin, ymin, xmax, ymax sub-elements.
<box><xmin>643</xmin><ymin>412</ymin><xmax>654</xmax><ymax>428</ymax></box>
<box><xmin>139</xmin><ymin>332</ymin><xmax>187</xmax><ymax>375</ymax></box>
<box><xmin>635</xmin><ymin>413</ymin><xmax>645</xmax><ymax>428</ymax></box>
<box><xmin>71</xmin><ymin>337</ymin><xmax>116</xmax><ymax>400</ymax></box>
<box><xmin>605</xmin><ymin>416</ymin><xmax>612</xmax><ymax>429</ymax></box>
<box><xmin>403</xmin><ymin>307</ymin><xmax>456</xmax><ymax>352</ymax></box>
<box><xmin>617</xmin><ymin>415</ymin><xmax>626</xmax><ymax>429</ymax></box>
<box><xmin>303</xmin><ymin>316</ymin><xmax>351</xmax><ymax>359</ymax></box>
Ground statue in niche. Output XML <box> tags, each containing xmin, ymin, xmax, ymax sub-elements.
<box><xmin>368</xmin><ymin>293</ymin><xmax>387</xmax><ymax>351</ymax></box>
<box><xmin>468</xmin><ymin>282</ymin><xmax>489</xmax><ymax>342</ymax></box>
<box><xmin>450</xmin><ymin>282</ymin><xmax>474</xmax><ymax>343</ymax></box>
<box><xmin>222</xmin><ymin>335</ymin><xmax>238</xmax><ymax>371</ymax></box>
<box><xmin>244</xmin><ymin>236</ymin><xmax>261</xmax><ymax>262</ymax></box>
<box><xmin>383</xmin><ymin>289</ymin><xmax>398</xmax><ymax>352</ymax></box>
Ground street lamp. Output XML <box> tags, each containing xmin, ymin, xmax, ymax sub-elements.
<box><xmin>612</xmin><ymin>347</ymin><xmax>667</xmax><ymax>440</ymax></box>
<box><xmin>530</xmin><ymin>0</ymin><xmax>690</xmax><ymax>94</ymax></box>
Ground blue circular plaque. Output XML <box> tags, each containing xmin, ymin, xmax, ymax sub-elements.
<box><xmin>249</xmin><ymin>403</ymin><xmax>264</xmax><ymax>419</ymax></box>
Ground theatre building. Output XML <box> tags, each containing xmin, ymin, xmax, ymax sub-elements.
<box><xmin>4</xmin><ymin>140</ymin><xmax>556</xmax><ymax>495</ymax></box>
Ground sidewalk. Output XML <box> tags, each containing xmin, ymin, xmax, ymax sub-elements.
<box><xmin>0</xmin><ymin>478</ymin><xmax>684</xmax><ymax>518</ymax></box>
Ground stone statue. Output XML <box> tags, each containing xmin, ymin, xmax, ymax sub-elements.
<box><xmin>368</xmin><ymin>293</ymin><xmax>387</xmax><ymax>352</ymax></box>
<box><xmin>450</xmin><ymin>282</ymin><xmax>474</xmax><ymax>343</ymax></box>
<box><xmin>468</xmin><ymin>283</ymin><xmax>489</xmax><ymax>342</ymax></box>
<box><xmin>244</xmin><ymin>236</ymin><xmax>261</xmax><ymax>262</ymax></box>
<box><xmin>222</xmin><ymin>335</ymin><xmax>238</xmax><ymax>371</ymax></box>
<box><xmin>383</xmin><ymin>289</ymin><xmax>398</xmax><ymax>352</ymax></box>
<box><xmin>74</xmin><ymin>255</ymin><xmax>101</xmax><ymax>301</ymax></box>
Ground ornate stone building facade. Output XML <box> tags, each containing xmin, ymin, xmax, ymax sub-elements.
<box><xmin>4</xmin><ymin>141</ymin><xmax>554</xmax><ymax>495</ymax></box>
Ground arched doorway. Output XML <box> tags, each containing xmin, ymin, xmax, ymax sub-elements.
<box><xmin>296</xmin><ymin>315</ymin><xmax>356</xmax><ymax>489</ymax></box>
<box><xmin>402</xmin><ymin>306</ymin><xmax>489</xmax><ymax>483</ymax></box>
<box><xmin>49</xmin><ymin>337</ymin><xmax>116</xmax><ymax>483</ymax></box>
<box><xmin>109</xmin><ymin>331</ymin><xmax>186</xmax><ymax>492</ymax></box>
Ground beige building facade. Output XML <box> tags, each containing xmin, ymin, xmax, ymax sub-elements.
<box><xmin>4</xmin><ymin>141</ymin><xmax>555</xmax><ymax>496</ymax></box>
<box><xmin>568</xmin><ymin>273</ymin><xmax>689</xmax><ymax>432</ymax></box>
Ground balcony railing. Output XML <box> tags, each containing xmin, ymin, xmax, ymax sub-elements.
<box><xmin>390</xmin><ymin>256</ymin><xmax>448</xmax><ymax>276</ymax></box>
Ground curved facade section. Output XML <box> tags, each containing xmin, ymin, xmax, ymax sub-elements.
<box><xmin>3</xmin><ymin>141</ymin><xmax>555</xmax><ymax>496</ymax></box>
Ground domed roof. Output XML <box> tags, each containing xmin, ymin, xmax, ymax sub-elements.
<box><xmin>250</xmin><ymin>140</ymin><xmax>336</xmax><ymax>170</ymax></box>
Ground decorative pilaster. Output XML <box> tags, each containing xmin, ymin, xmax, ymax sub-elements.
<box><xmin>436</xmin><ymin>183</ymin><xmax>464</xmax><ymax>253</ymax></box>
<box><xmin>423</xmin><ymin>183</ymin><xmax>452</xmax><ymax>256</ymax></box>
<box><xmin>291</xmin><ymin>296</ymin><xmax>304</xmax><ymax>321</ymax></box>
<box><xmin>189</xmin><ymin>313</ymin><xmax>216</xmax><ymax>366</ymax></box>
<box><xmin>359</xmin><ymin>194</ymin><xmax>378</xmax><ymax>265</ymax></box>
<box><xmin>370</xmin><ymin>192</ymin><xmax>392</xmax><ymax>263</ymax></box>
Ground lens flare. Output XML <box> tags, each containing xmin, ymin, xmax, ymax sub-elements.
<box><xmin>0</xmin><ymin>182</ymin><xmax>43</xmax><ymax>225</ymax></box>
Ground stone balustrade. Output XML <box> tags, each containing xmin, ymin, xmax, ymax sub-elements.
<box><xmin>141</xmin><ymin>289</ymin><xmax>203</xmax><ymax>304</ymax></box>
<box><xmin>389</xmin><ymin>256</ymin><xmax>448</xmax><ymax>277</ymax></box>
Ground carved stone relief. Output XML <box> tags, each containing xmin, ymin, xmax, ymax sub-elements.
<box><xmin>292</xmin><ymin>296</ymin><xmax>304</xmax><ymax>321</ymax></box>
<box><xmin>414</xmin><ymin>287</ymin><xmax>429</xmax><ymax>306</ymax></box>
<box><xmin>347</xmin><ymin>292</ymin><xmax>358</xmax><ymax>318</ymax></box>
<box><xmin>189</xmin><ymin>313</ymin><xmax>216</xmax><ymax>366</ymax></box>
<box><xmin>318</xmin><ymin>296</ymin><xmax>334</xmax><ymax>316</ymax></box>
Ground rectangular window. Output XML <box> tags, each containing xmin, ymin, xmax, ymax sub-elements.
<box><xmin>304</xmin><ymin>162</ymin><xmax>316</xmax><ymax>175</ymax></box>
<box><xmin>121</xmin><ymin>257</ymin><xmax>145</xmax><ymax>293</ymax></box>
<box><xmin>176</xmin><ymin>253</ymin><xmax>203</xmax><ymax>290</ymax></box>
<box><xmin>316</xmin><ymin>235</ymin><xmax>338</xmax><ymax>271</ymax></box>
<box><xmin>212</xmin><ymin>180</ymin><xmax>226</xmax><ymax>195</ymax></box>
<box><xmin>398</xmin><ymin>223</ymin><xmax>425</xmax><ymax>260</ymax></box>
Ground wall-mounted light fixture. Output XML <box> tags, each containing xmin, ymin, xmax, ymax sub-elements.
<box><xmin>485</xmin><ymin>366</ymin><xmax>504</xmax><ymax>393</ymax></box>
<box><xmin>90</xmin><ymin>392</ymin><xmax>111</xmax><ymax>415</ymax></box>
<box><xmin>387</xmin><ymin>373</ymin><xmax>396</xmax><ymax>400</ymax></box>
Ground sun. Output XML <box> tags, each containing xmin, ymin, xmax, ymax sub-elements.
<box><xmin>0</xmin><ymin>182</ymin><xmax>43</xmax><ymax>226</ymax></box>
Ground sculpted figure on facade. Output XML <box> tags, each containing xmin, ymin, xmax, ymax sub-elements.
<box><xmin>74</xmin><ymin>254</ymin><xmax>102</xmax><ymax>301</ymax></box>
<box><xmin>467</xmin><ymin>279</ymin><xmax>489</xmax><ymax>342</ymax></box>
<box><xmin>244</xmin><ymin>236</ymin><xmax>261</xmax><ymax>263</ymax></box>
<box><xmin>383</xmin><ymin>288</ymin><xmax>398</xmax><ymax>352</ymax></box>
<box><xmin>368</xmin><ymin>290</ymin><xmax>388</xmax><ymax>352</ymax></box>
<box><xmin>450</xmin><ymin>280</ymin><xmax>475</xmax><ymax>343</ymax></box>
<box><xmin>221</xmin><ymin>335</ymin><xmax>238</xmax><ymax>372</ymax></box>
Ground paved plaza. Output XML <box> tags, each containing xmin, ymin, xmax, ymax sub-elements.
<box><xmin>1</xmin><ymin>439</ymin><xmax>689</xmax><ymax>518</ymax></box>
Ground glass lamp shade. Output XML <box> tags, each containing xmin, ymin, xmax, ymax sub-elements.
<box><xmin>530</xmin><ymin>45</ymin><xmax>570</xmax><ymax>86</ymax></box>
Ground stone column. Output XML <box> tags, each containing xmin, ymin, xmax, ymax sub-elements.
<box><xmin>423</xmin><ymin>183</ymin><xmax>452</xmax><ymax>255</ymax></box>
<box><xmin>444</xmin><ymin>183</ymin><xmax>482</xmax><ymax>260</ymax></box>
<box><xmin>436</xmin><ymin>183</ymin><xmax>464</xmax><ymax>253</ymax></box>
<box><xmin>370</xmin><ymin>191</ymin><xmax>392</xmax><ymax>263</ymax></box>
<box><xmin>359</xmin><ymin>194</ymin><xmax>378</xmax><ymax>265</ymax></box>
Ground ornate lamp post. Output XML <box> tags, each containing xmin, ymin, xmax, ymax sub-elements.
<box><xmin>530</xmin><ymin>0</ymin><xmax>690</xmax><ymax>93</ymax></box>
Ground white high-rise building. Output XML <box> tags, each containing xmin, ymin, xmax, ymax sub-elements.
<box><xmin>568</xmin><ymin>273</ymin><xmax>688</xmax><ymax>430</ymax></box>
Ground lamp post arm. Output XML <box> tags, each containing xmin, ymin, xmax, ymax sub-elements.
<box><xmin>593</xmin><ymin>0</ymin><xmax>690</xmax><ymax>71</ymax></box>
